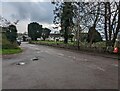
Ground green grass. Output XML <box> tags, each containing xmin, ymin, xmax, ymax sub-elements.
<box><xmin>0</xmin><ymin>48</ymin><xmax>22</xmax><ymax>55</ymax></box>
<box><xmin>34</xmin><ymin>40</ymin><xmax>63</xmax><ymax>44</ymax></box>
<box><xmin>32</xmin><ymin>40</ymin><xmax>107</xmax><ymax>49</ymax></box>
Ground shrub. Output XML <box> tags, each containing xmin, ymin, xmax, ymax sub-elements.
<box><xmin>2</xmin><ymin>33</ymin><xmax>19</xmax><ymax>49</ymax></box>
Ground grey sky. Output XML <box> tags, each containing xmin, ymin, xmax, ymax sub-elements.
<box><xmin>1</xmin><ymin>2</ymin><xmax>56</xmax><ymax>33</ymax></box>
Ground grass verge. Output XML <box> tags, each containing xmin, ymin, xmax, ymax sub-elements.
<box><xmin>0</xmin><ymin>48</ymin><xmax>22</xmax><ymax>55</ymax></box>
<box><xmin>32</xmin><ymin>40</ymin><xmax>75</xmax><ymax>46</ymax></box>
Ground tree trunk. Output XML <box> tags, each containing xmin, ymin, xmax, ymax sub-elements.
<box><xmin>108</xmin><ymin>2</ymin><xmax>112</xmax><ymax>42</ymax></box>
<box><xmin>64</xmin><ymin>26</ymin><xmax>68</xmax><ymax>44</ymax></box>
<box><xmin>104</xmin><ymin>2</ymin><xmax>108</xmax><ymax>47</ymax></box>
<box><xmin>112</xmin><ymin>1</ymin><xmax>120</xmax><ymax>46</ymax></box>
<box><xmin>111</xmin><ymin>12</ymin><xmax>117</xmax><ymax>37</ymax></box>
<box><xmin>43</xmin><ymin>38</ymin><xmax>45</xmax><ymax>41</ymax></box>
<box><xmin>89</xmin><ymin>3</ymin><xmax>100</xmax><ymax>47</ymax></box>
<box><xmin>89</xmin><ymin>26</ymin><xmax>95</xmax><ymax>47</ymax></box>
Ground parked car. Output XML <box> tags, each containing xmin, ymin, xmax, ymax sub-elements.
<box><xmin>17</xmin><ymin>39</ymin><xmax>21</xmax><ymax>46</ymax></box>
<box><xmin>113</xmin><ymin>31</ymin><xmax>120</xmax><ymax>60</ymax></box>
<box><xmin>114</xmin><ymin>32</ymin><xmax>120</xmax><ymax>51</ymax></box>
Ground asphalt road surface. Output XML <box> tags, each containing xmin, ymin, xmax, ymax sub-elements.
<box><xmin>2</xmin><ymin>42</ymin><xmax>118</xmax><ymax>89</ymax></box>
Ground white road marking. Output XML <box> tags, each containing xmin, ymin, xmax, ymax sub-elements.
<box><xmin>96</xmin><ymin>66</ymin><xmax>105</xmax><ymax>71</ymax></box>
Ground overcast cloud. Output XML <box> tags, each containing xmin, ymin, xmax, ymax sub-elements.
<box><xmin>1</xmin><ymin>2</ymin><xmax>56</xmax><ymax>33</ymax></box>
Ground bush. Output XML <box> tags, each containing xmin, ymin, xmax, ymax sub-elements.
<box><xmin>2</xmin><ymin>43</ymin><xmax>19</xmax><ymax>49</ymax></box>
<box><xmin>2</xmin><ymin>33</ymin><xmax>19</xmax><ymax>49</ymax></box>
<box><xmin>92</xmin><ymin>42</ymin><xmax>106</xmax><ymax>48</ymax></box>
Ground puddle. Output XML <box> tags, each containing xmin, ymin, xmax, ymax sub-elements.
<box><xmin>32</xmin><ymin>57</ymin><xmax>39</xmax><ymax>61</ymax></box>
<box><xmin>16</xmin><ymin>62</ymin><xmax>26</xmax><ymax>65</ymax></box>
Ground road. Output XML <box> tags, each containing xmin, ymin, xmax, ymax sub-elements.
<box><xmin>2</xmin><ymin>42</ymin><xmax>118</xmax><ymax>89</ymax></box>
